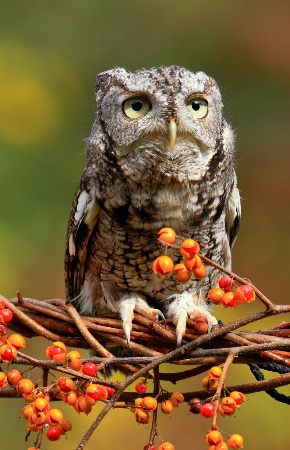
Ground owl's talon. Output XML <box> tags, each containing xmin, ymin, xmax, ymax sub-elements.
<box><xmin>156</xmin><ymin>309</ymin><xmax>166</xmax><ymax>325</ymax></box>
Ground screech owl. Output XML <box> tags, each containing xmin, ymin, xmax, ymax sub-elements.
<box><xmin>65</xmin><ymin>65</ymin><xmax>241</xmax><ymax>346</ymax></box>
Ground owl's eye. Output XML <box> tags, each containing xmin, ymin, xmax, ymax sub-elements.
<box><xmin>186</xmin><ymin>97</ymin><xmax>208</xmax><ymax>119</ymax></box>
<box><xmin>123</xmin><ymin>96</ymin><xmax>151</xmax><ymax>119</ymax></box>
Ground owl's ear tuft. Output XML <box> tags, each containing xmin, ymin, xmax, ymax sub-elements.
<box><xmin>95</xmin><ymin>67</ymin><xmax>128</xmax><ymax>102</ymax></box>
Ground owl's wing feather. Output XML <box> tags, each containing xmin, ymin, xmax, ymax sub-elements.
<box><xmin>225</xmin><ymin>180</ymin><xmax>241</xmax><ymax>249</ymax></box>
<box><xmin>65</xmin><ymin>187</ymin><xmax>100</xmax><ymax>300</ymax></box>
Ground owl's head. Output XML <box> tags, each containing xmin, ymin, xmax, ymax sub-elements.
<box><xmin>90</xmin><ymin>66</ymin><xmax>234</xmax><ymax>183</ymax></box>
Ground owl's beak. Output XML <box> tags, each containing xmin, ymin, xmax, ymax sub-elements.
<box><xmin>167</xmin><ymin>118</ymin><xmax>177</xmax><ymax>150</ymax></box>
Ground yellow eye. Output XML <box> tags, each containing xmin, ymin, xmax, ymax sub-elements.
<box><xmin>186</xmin><ymin>97</ymin><xmax>208</xmax><ymax>119</ymax></box>
<box><xmin>123</xmin><ymin>96</ymin><xmax>151</xmax><ymax>119</ymax></box>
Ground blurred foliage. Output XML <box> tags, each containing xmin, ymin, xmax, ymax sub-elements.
<box><xmin>0</xmin><ymin>1</ymin><xmax>290</xmax><ymax>449</ymax></box>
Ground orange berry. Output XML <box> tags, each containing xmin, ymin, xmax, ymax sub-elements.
<box><xmin>229</xmin><ymin>391</ymin><xmax>246</xmax><ymax>406</ymax></box>
<box><xmin>194</xmin><ymin>317</ymin><xmax>209</xmax><ymax>334</ymax></box>
<box><xmin>209</xmin><ymin>442</ymin><xmax>228</xmax><ymax>450</ymax></box>
<box><xmin>47</xmin><ymin>408</ymin><xmax>64</xmax><ymax>424</ymax></box>
<box><xmin>66</xmin><ymin>350</ymin><xmax>82</xmax><ymax>371</ymax></box>
<box><xmin>157</xmin><ymin>442</ymin><xmax>175</xmax><ymax>450</ymax></box>
<box><xmin>201</xmin><ymin>375</ymin><xmax>218</xmax><ymax>392</ymax></box>
<box><xmin>221</xmin><ymin>292</ymin><xmax>238</xmax><ymax>308</ymax></box>
<box><xmin>209</xmin><ymin>366</ymin><xmax>223</xmax><ymax>379</ymax></box>
<box><xmin>134</xmin><ymin>408</ymin><xmax>150</xmax><ymax>424</ymax></box>
<box><xmin>169</xmin><ymin>391</ymin><xmax>184</xmax><ymax>407</ymax></box>
<box><xmin>208</xmin><ymin>287</ymin><xmax>224</xmax><ymax>305</ymax></box>
<box><xmin>63</xmin><ymin>390</ymin><xmax>77</xmax><ymax>405</ymax></box>
<box><xmin>218</xmin><ymin>397</ymin><xmax>236</xmax><ymax>416</ymax></box>
<box><xmin>227</xmin><ymin>434</ymin><xmax>244</xmax><ymax>449</ymax></box>
<box><xmin>74</xmin><ymin>394</ymin><xmax>92</xmax><ymax>415</ymax></box>
<box><xmin>7</xmin><ymin>333</ymin><xmax>26</xmax><ymax>349</ymax></box>
<box><xmin>206</xmin><ymin>430</ymin><xmax>223</xmax><ymax>446</ymax></box>
<box><xmin>135</xmin><ymin>397</ymin><xmax>144</xmax><ymax>408</ymax></box>
<box><xmin>143</xmin><ymin>396</ymin><xmax>158</xmax><ymax>411</ymax></box>
<box><xmin>33</xmin><ymin>398</ymin><xmax>50</xmax><ymax>414</ymax></box>
<box><xmin>56</xmin><ymin>417</ymin><xmax>72</xmax><ymax>434</ymax></box>
<box><xmin>152</xmin><ymin>256</ymin><xmax>174</xmax><ymax>278</ymax></box>
<box><xmin>16</xmin><ymin>378</ymin><xmax>34</xmax><ymax>395</ymax></box>
<box><xmin>28</xmin><ymin>411</ymin><xmax>46</xmax><ymax>428</ymax></box>
<box><xmin>161</xmin><ymin>400</ymin><xmax>173</xmax><ymax>414</ymax></box>
<box><xmin>193</xmin><ymin>263</ymin><xmax>207</xmax><ymax>279</ymax></box>
<box><xmin>22</xmin><ymin>403</ymin><xmax>34</xmax><ymax>420</ymax></box>
<box><xmin>180</xmin><ymin>238</ymin><xmax>200</xmax><ymax>258</ymax></box>
<box><xmin>174</xmin><ymin>263</ymin><xmax>192</xmax><ymax>282</ymax></box>
<box><xmin>0</xmin><ymin>371</ymin><xmax>8</xmax><ymax>390</ymax></box>
<box><xmin>158</xmin><ymin>227</ymin><xmax>176</xmax><ymax>244</ymax></box>
<box><xmin>183</xmin><ymin>254</ymin><xmax>202</xmax><ymax>271</ymax></box>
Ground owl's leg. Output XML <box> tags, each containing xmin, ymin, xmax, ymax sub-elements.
<box><xmin>165</xmin><ymin>292</ymin><xmax>218</xmax><ymax>346</ymax></box>
<box><xmin>117</xmin><ymin>293</ymin><xmax>165</xmax><ymax>345</ymax></box>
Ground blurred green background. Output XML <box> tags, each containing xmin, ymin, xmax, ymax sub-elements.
<box><xmin>1</xmin><ymin>1</ymin><xmax>290</xmax><ymax>449</ymax></box>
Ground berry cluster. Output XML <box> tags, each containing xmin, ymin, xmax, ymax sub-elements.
<box><xmin>0</xmin><ymin>338</ymin><xmax>116</xmax><ymax>446</ymax></box>
<box><xmin>206</xmin><ymin>430</ymin><xmax>244</xmax><ymax>450</ymax></box>
<box><xmin>152</xmin><ymin>228</ymin><xmax>207</xmax><ymax>282</ymax></box>
<box><xmin>189</xmin><ymin>366</ymin><xmax>245</xmax><ymax>449</ymax></box>
<box><xmin>135</xmin><ymin>382</ymin><xmax>183</xmax><ymax>450</ymax></box>
<box><xmin>208</xmin><ymin>276</ymin><xmax>255</xmax><ymax>308</ymax></box>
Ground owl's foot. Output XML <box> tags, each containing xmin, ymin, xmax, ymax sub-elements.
<box><xmin>117</xmin><ymin>293</ymin><xmax>164</xmax><ymax>345</ymax></box>
<box><xmin>165</xmin><ymin>292</ymin><xmax>217</xmax><ymax>346</ymax></box>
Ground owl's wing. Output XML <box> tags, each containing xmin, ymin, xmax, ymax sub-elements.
<box><xmin>225</xmin><ymin>180</ymin><xmax>241</xmax><ymax>249</ymax></box>
<box><xmin>65</xmin><ymin>185</ymin><xmax>100</xmax><ymax>300</ymax></box>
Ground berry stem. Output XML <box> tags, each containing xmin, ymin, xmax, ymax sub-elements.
<box><xmin>211</xmin><ymin>351</ymin><xmax>236</xmax><ymax>430</ymax></box>
<box><xmin>148</xmin><ymin>367</ymin><xmax>160</xmax><ymax>445</ymax></box>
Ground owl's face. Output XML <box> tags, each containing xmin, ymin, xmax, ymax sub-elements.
<box><xmin>93</xmin><ymin>66</ymin><xmax>229</xmax><ymax>183</ymax></box>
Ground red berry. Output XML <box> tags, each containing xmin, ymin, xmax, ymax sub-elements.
<box><xmin>200</xmin><ymin>402</ymin><xmax>215</xmax><ymax>418</ymax></box>
<box><xmin>106</xmin><ymin>386</ymin><xmax>115</xmax><ymax>398</ymax></box>
<box><xmin>6</xmin><ymin>369</ymin><xmax>22</xmax><ymax>385</ymax></box>
<box><xmin>0</xmin><ymin>308</ymin><xmax>13</xmax><ymax>323</ymax></box>
<box><xmin>57</xmin><ymin>377</ymin><xmax>75</xmax><ymax>393</ymax></box>
<box><xmin>135</xmin><ymin>381</ymin><xmax>147</xmax><ymax>394</ymax></box>
<box><xmin>144</xmin><ymin>444</ymin><xmax>156</xmax><ymax>450</ymax></box>
<box><xmin>234</xmin><ymin>285</ymin><xmax>255</xmax><ymax>303</ymax></box>
<box><xmin>218</xmin><ymin>276</ymin><xmax>233</xmax><ymax>292</ymax></box>
<box><xmin>82</xmin><ymin>362</ymin><xmax>98</xmax><ymax>377</ymax></box>
<box><xmin>0</xmin><ymin>324</ymin><xmax>7</xmax><ymax>336</ymax></box>
<box><xmin>47</xmin><ymin>426</ymin><xmax>61</xmax><ymax>441</ymax></box>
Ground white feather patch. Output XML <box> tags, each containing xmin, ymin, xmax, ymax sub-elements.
<box><xmin>74</xmin><ymin>190</ymin><xmax>89</xmax><ymax>222</ymax></box>
<box><xmin>68</xmin><ymin>233</ymin><xmax>76</xmax><ymax>256</ymax></box>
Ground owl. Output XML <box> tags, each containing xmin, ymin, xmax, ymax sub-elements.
<box><xmin>65</xmin><ymin>65</ymin><xmax>241</xmax><ymax>347</ymax></box>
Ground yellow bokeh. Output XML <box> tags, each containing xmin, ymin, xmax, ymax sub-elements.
<box><xmin>0</xmin><ymin>70</ymin><xmax>62</xmax><ymax>146</ymax></box>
